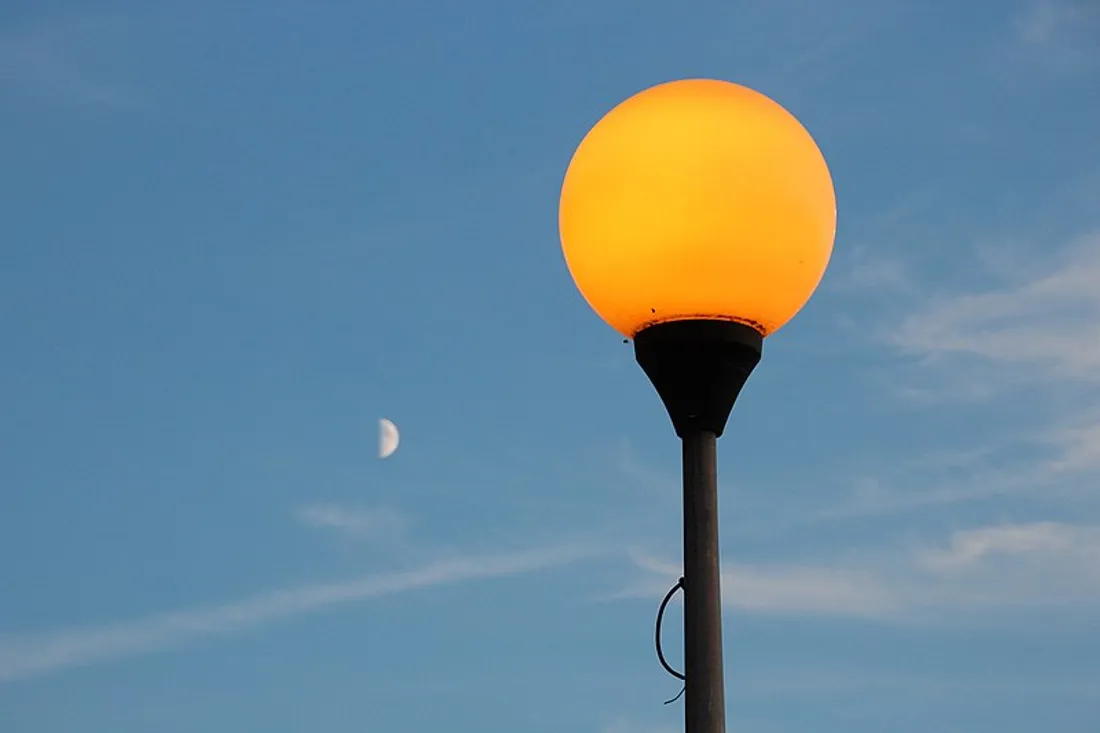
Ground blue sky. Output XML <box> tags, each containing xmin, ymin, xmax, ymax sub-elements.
<box><xmin>2</xmin><ymin>0</ymin><xmax>1099</xmax><ymax>731</ymax></box>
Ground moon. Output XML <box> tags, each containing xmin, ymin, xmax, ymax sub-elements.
<box><xmin>379</xmin><ymin>418</ymin><xmax>400</xmax><ymax>459</ymax></box>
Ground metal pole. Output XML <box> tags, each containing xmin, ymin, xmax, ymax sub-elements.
<box><xmin>682</xmin><ymin>428</ymin><xmax>726</xmax><ymax>733</ymax></box>
<box><xmin>635</xmin><ymin>319</ymin><xmax>757</xmax><ymax>732</ymax></box>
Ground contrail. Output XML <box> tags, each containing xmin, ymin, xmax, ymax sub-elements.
<box><xmin>0</xmin><ymin>543</ymin><xmax>591</xmax><ymax>683</ymax></box>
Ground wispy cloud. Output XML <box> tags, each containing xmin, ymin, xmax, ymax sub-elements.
<box><xmin>295</xmin><ymin>503</ymin><xmax>407</xmax><ymax>542</ymax></box>
<box><xmin>613</xmin><ymin>521</ymin><xmax>1100</xmax><ymax>619</ymax></box>
<box><xmin>614</xmin><ymin>438</ymin><xmax>677</xmax><ymax>498</ymax></box>
<box><xmin>620</xmin><ymin>549</ymin><xmax>895</xmax><ymax>617</ymax></box>
<box><xmin>1047</xmin><ymin>420</ymin><xmax>1100</xmax><ymax>473</ymax></box>
<box><xmin>775</xmin><ymin>444</ymin><xmax>1094</xmax><ymax>529</ymax></box>
<box><xmin>0</xmin><ymin>543</ymin><xmax>591</xmax><ymax>683</ymax></box>
<box><xmin>890</xmin><ymin>229</ymin><xmax>1100</xmax><ymax>386</ymax></box>
<box><xmin>818</xmin><ymin>226</ymin><xmax>1100</xmax><ymax>520</ymax></box>
<box><xmin>913</xmin><ymin>521</ymin><xmax>1097</xmax><ymax>571</ymax></box>
<box><xmin>601</xmin><ymin>718</ymin><xmax>678</xmax><ymax>733</ymax></box>
<box><xmin>716</xmin><ymin>0</ymin><xmax>914</xmax><ymax>95</ymax></box>
<box><xmin>751</xmin><ymin>227</ymin><xmax>1100</xmax><ymax>528</ymax></box>
<box><xmin>837</xmin><ymin>254</ymin><xmax>911</xmax><ymax>294</ymax></box>
<box><xmin>729</xmin><ymin>665</ymin><xmax>1100</xmax><ymax>700</ymax></box>
<box><xmin>826</xmin><ymin>188</ymin><xmax>940</xmax><ymax>297</ymax></box>
<box><xmin>0</xmin><ymin>14</ymin><xmax>138</xmax><ymax>108</ymax></box>
<box><xmin>1012</xmin><ymin>0</ymin><xmax>1100</xmax><ymax>74</ymax></box>
<box><xmin>614</xmin><ymin>422</ymin><xmax>1094</xmax><ymax>535</ymax></box>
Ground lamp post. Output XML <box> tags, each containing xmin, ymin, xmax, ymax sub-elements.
<box><xmin>558</xmin><ymin>79</ymin><xmax>836</xmax><ymax>733</ymax></box>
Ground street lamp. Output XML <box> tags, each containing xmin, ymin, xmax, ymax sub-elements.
<box><xmin>559</xmin><ymin>79</ymin><xmax>836</xmax><ymax>733</ymax></box>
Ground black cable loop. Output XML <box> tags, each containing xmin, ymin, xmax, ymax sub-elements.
<box><xmin>655</xmin><ymin>576</ymin><xmax>686</xmax><ymax>704</ymax></box>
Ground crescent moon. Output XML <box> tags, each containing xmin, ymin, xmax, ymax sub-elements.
<box><xmin>379</xmin><ymin>418</ymin><xmax>400</xmax><ymax>459</ymax></box>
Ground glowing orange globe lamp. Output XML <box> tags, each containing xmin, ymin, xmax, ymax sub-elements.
<box><xmin>558</xmin><ymin>79</ymin><xmax>836</xmax><ymax>733</ymax></box>
<box><xmin>561</xmin><ymin>78</ymin><xmax>835</xmax><ymax>340</ymax></box>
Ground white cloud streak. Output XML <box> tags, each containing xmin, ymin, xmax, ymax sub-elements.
<box><xmin>625</xmin><ymin>549</ymin><xmax>895</xmax><ymax>617</ymax></box>
<box><xmin>729</xmin><ymin>666</ymin><xmax>1100</xmax><ymax>700</ymax></box>
<box><xmin>601</xmin><ymin>719</ymin><xmax>678</xmax><ymax>733</ymax></box>
<box><xmin>891</xmin><ymin>230</ymin><xmax>1100</xmax><ymax>384</ymax></box>
<box><xmin>295</xmin><ymin>504</ymin><xmax>406</xmax><ymax>540</ymax></box>
<box><xmin>913</xmin><ymin>521</ymin><xmax>1098</xmax><ymax>571</ymax></box>
<box><xmin>0</xmin><ymin>14</ymin><xmax>137</xmax><ymax>108</ymax></box>
<box><xmin>616</xmin><ymin>522</ymin><xmax>1100</xmax><ymax>619</ymax></box>
<box><xmin>615</xmin><ymin>423</ymin><xmax>1094</xmax><ymax>536</ymax></box>
<box><xmin>0</xmin><ymin>544</ymin><xmax>591</xmax><ymax>683</ymax></box>
<box><xmin>857</xmin><ymin>228</ymin><xmax>1100</xmax><ymax>514</ymax></box>
<box><xmin>1047</xmin><ymin>421</ymin><xmax>1100</xmax><ymax>473</ymax></box>
<box><xmin>1013</xmin><ymin>0</ymin><xmax>1100</xmax><ymax>73</ymax></box>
